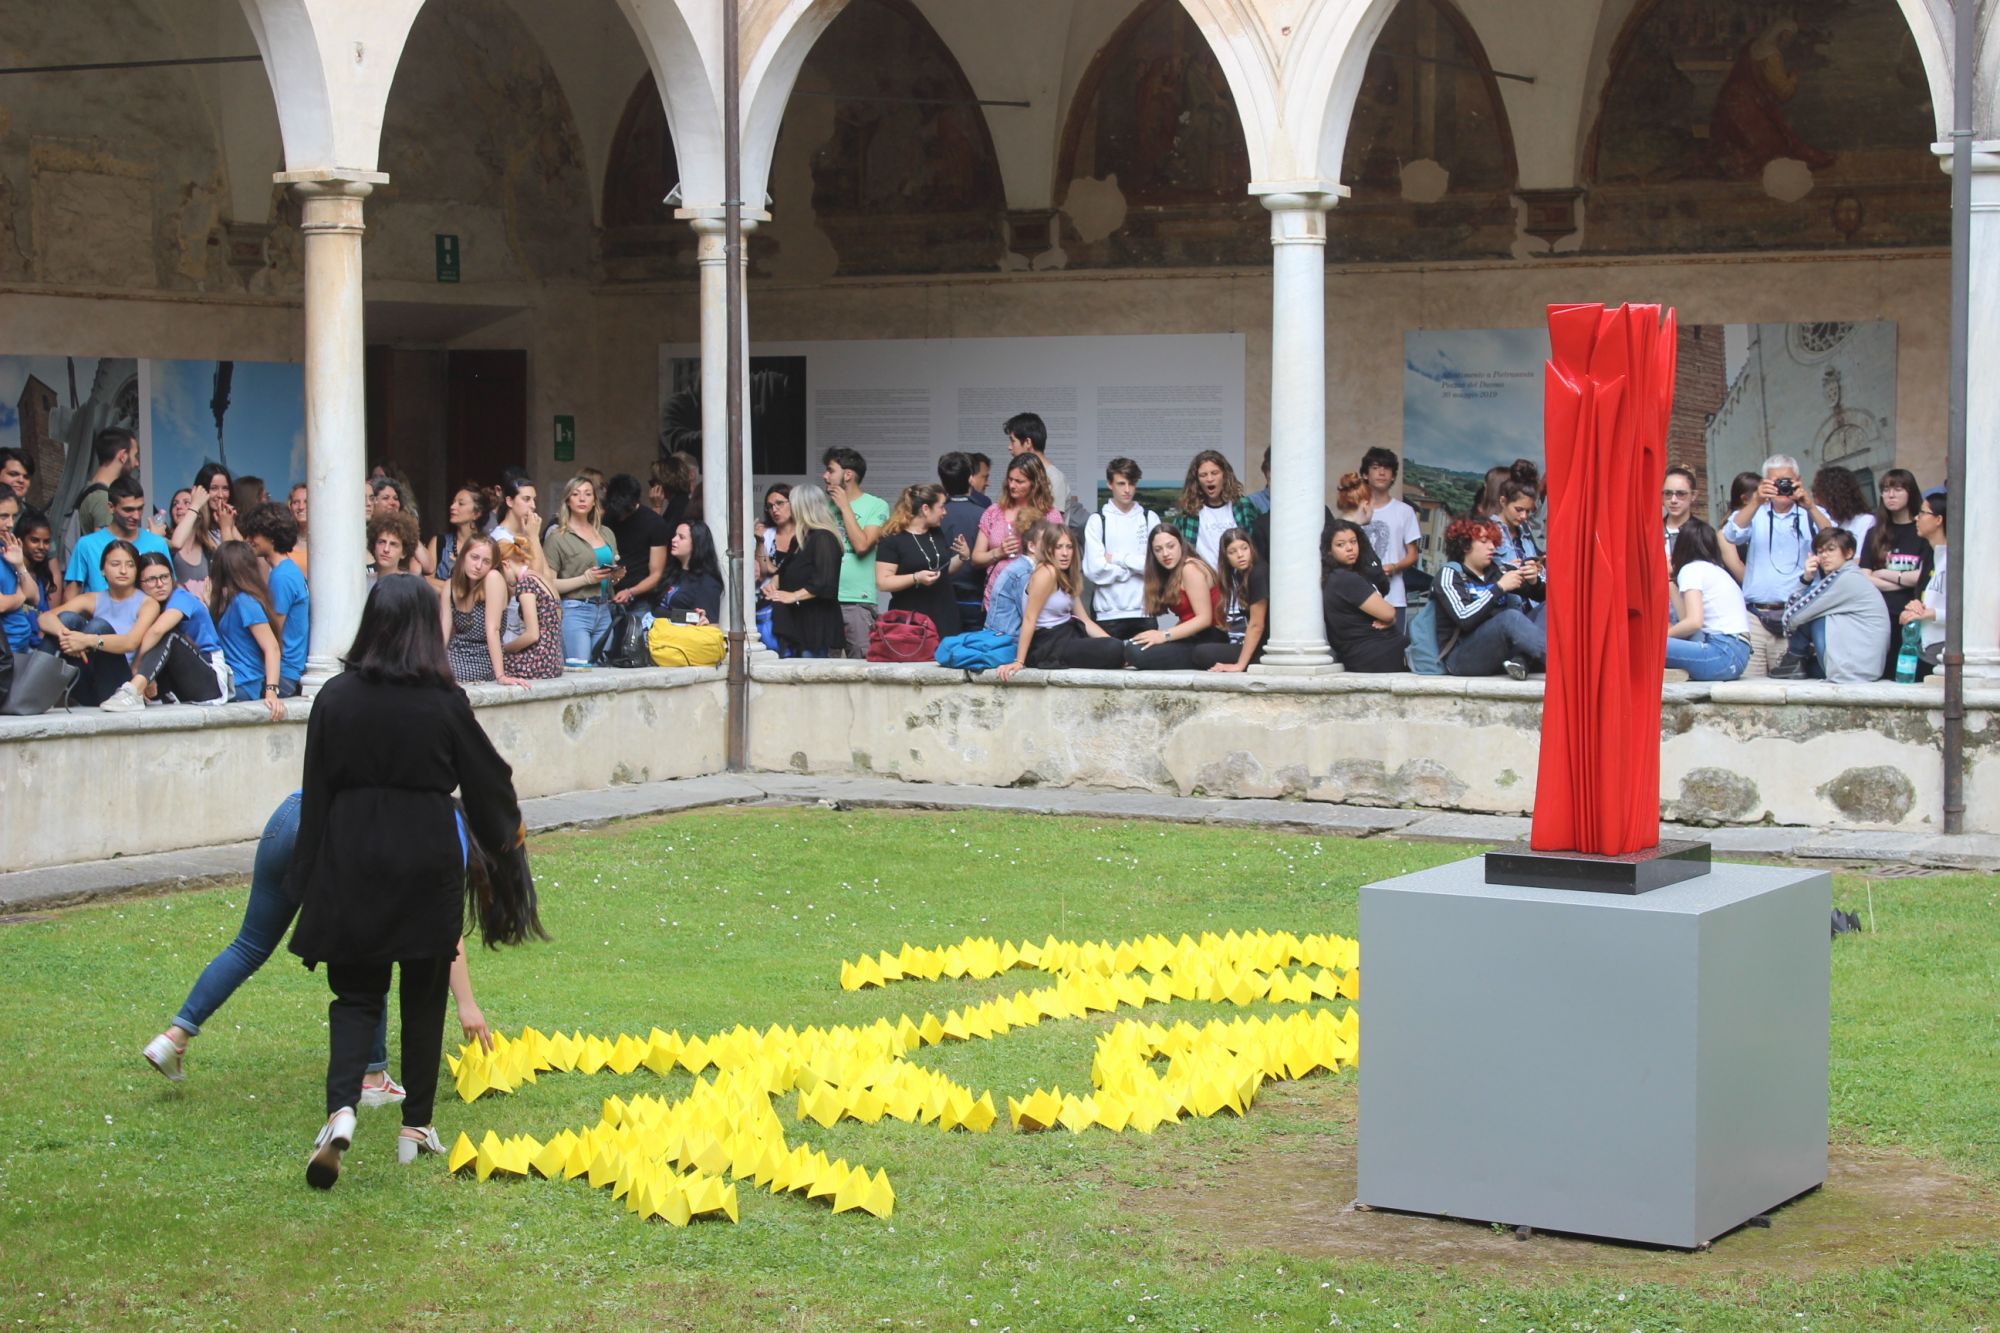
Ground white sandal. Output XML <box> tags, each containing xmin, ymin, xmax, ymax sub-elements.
<box><xmin>397</xmin><ymin>1126</ymin><xmax>445</xmax><ymax>1165</ymax></box>
<box><xmin>306</xmin><ymin>1108</ymin><xmax>356</xmax><ymax>1189</ymax></box>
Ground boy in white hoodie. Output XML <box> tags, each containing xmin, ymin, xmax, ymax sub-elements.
<box><xmin>1081</xmin><ymin>458</ymin><xmax>1161</xmax><ymax>640</ymax></box>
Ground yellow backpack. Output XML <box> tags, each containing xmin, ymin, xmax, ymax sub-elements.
<box><xmin>647</xmin><ymin>618</ymin><xmax>726</xmax><ymax>667</ymax></box>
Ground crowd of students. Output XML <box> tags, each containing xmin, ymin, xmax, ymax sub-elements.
<box><xmin>0</xmin><ymin>417</ymin><xmax>1953</xmax><ymax>710</ymax></box>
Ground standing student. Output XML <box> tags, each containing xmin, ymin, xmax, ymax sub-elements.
<box><xmin>1802</xmin><ymin>464</ymin><xmax>1876</xmax><ymax>552</ymax></box>
<box><xmin>1664</xmin><ymin>518</ymin><xmax>1753</xmax><ymax>682</ymax></box>
<box><xmin>74</xmin><ymin>427</ymin><xmax>141</xmax><ymax>537</ymax></box>
<box><xmin>430</xmin><ymin>483</ymin><xmax>494</xmax><ymax>584</ymax></box>
<box><xmin>209</xmin><ymin>541</ymin><xmax>287</xmax><ymax>720</ymax></box>
<box><xmin>875</xmin><ymin>483</ymin><xmax>966</xmax><ymax>638</ymax></box>
<box><xmin>1898</xmin><ymin>488</ymin><xmax>1949</xmax><ymax>679</ymax></box>
<box><xmin>442</xmin><ymin>534</ymin><xmax>524</xmax><ymax>686</ymax></box>
<box><xmin>822</xmin><ymin>446</ymin><xmax>888</xmax><ymax>659</ymax></box>
<box><xmin>1357</xmin><ymin>447</ymin><xmax>1422</xmax><ymax>634</ymax></box>
<box><xmin>1080</xmin><ymin>457</ymin><xmax>1160</xmax><ymax>641</ymax></box>
<box><xmin>1662</xmin><ymin>466</ymin><xmax>1697</xmax><ymax>563</ymax></box>
<box><xmin>1322</xmin><ymin>519</ymin><xmax>1407</xmax><ymax>673</ymax></box>
<box><xmin>764</xmin><ymin>483</ymin><xmax>844</xmax><ymax>658</ymax></box>
<box><xmin>1124</xmin><ymin>527</ymin><xmax>1226</xmax><ymax>671</ymax></box>
<box><xmin>973</xmin><ymin>453</ymin><xmax>1053</xmax><ymax>609</ymax></box>
<box><xmin>936</xmin><ymin>453</ymin><xmax>989</xmax><ymax>632</ymax></box>
<box><xmin>1197</xmin><ymin>529</ymin><xmax>1268</xmax><ymax>671</ymax></box>
<box><xmin>0</xmin><ymin>446</ymin><xmax>33</xmax><ymax>501</ymax></box>
<box><xmin>1861</xmin><ymin>468</ymin><xmax>1930</xmax><ymax>678</ymax></box>
<box><xmin>758</xmin><ymin>484</ymin><xmax>797</xmax><ymax>583</ymax></box>
<box><xmin>1489</xmin><ymin>481</ymin><xmax>1544</xmax><ymax>574</ymax></box>
<box><xmin>239</xmin><ymin>503</ymin><xmax>310</xmax><ymax>697</ymax></box>
<box><xmin>544</xmin><ymin>475</ymin><xmax>620</xmax><ymax>666</ymax></box>
<box><xmin>287</xmin><ymin>484</ymin><xmax>312</xmax><ymax>579</ymax></box>
<box><xmin>966</xmin><ymin>453</ymin><xmax>993</xmax><ymax>507</ymax></box>
<box><xmin>368</xmin><ymin>510</ymin><xmax>422</xmax><ymax>582</ymax></box>
<box><xmin>287</xmin><ymin>575</ymin><xmax>536</xmax><ymax>1186</ymax></box>
<box><xmin>1247</xmin><ymin>447</ymin><xmax>1274</xmax><ymax>515</ymax></box>
<box><xmin>603</xmin><ymin>473</ymin><xmax>670</xmax><ymax>610</ymax></box>
<box><xmin>1722</xmin><ymin>453</ymin><xmax>1819</xmax><ymax>677</ymax></box>
<box><xmin>1004</xmin><ymin>411</ymin><xmax>1071</xmax><ymax>516</ymax></box>
<box><xmin>66</xmin><ymin>476</ymin><xmax>172</xmax><ymax>599</ymax></box>
<box><xmin>995</xmin><ymin>525</ymin><xmax>1126</xmax><ymax>679</ymax></box>
<box><xmin>115</xmin><ymin>551</ymin><xmax>228</xmax><ymax>707</ymax></box>
<box><xmin>1166</xmin><ymin>450</ymin><xmax>1259</xmax><ymax>570</ymax></box>
<box><xmin>41</xmin><ymin>539</ymin><xmax>161</xmax><ymax>706</ymax></box>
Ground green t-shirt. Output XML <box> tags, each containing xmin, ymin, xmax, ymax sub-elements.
<box><xmin>835</xmin><ymin>491</ymin><xmax>890</xmax><ymax>604</ymax></box>
<box><xmin>75</xmin><ymin>486</ymin><xmax>112</xmax><ymax>536</ymax></box>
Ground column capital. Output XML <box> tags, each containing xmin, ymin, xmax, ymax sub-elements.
<box><xmin>274</xmin><ymin>169</ymin><xmax>388</xmax><ymax>191</ymax></box>
<box><xmin>678</xmin><ymin>206</ymin><xmax>772</xmax><ymax>231</ymax></box>
<box><xmin>1932</xmin><ymin>140</ymin><xmax>2000</xmax><ymax>172</ymax></box>
<box><xmin>1251</xmin><ymin>180</ymin><xmax>1346</xmax><ymax>245</ymax></box>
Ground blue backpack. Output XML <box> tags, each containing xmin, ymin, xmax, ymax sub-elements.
<box><xmin>1404</xmin><ymin>599</ymin><xmax>1443</xmax><ymax>675</ymax></box>
<box><xmin>934</xmin><ymin>629</ymin><xmax>1019</xmax><ymax>671</ymax></box>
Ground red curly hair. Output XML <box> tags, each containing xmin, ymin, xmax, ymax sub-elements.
<box><xmin>1442</xmin><ymin>517</ymin><xmax>1502</xmax><ymax>563</ymax></box>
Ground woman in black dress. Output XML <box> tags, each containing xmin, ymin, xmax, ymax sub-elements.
<box><xmin>763</xmin><ymin>484</ymin><xmax>845</xmax><ymax>657</ymax></box>
<box><xmin>874</xmin><ymin>483</ymin><xmax>966</xmax><ymax>638</ymax></box>
<box><xmin>1860</xmin><ymin>467</ymin><xmax>1931</xmax><ymax>678</ymax></box>
<box><xmin>1322</xmin><ymin>519</ymin><xmax>1408</xmax><ymax>673</ymax></box>
<box><xmin>288</xmin><ymin>574</ymin><xmax>538</xmax><ymax>1188</ymax></box>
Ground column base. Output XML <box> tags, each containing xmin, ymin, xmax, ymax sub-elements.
<box><xmin>1958</xmin><ymin>648</ymin><xmax>2000</xmax><ymax>679</ymax></box>
<box><xmin>301</xmin><ymin>655</ymin><xmax>344</xmax><ymax>695</ymax></box>
<box><xmin>1249</xmin><ymin>645</ymin><xmax>1343</xmax><ymax>676</ymax></box>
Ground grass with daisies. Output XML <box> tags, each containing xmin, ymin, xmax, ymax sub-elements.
<box><xmin>0</xmin><ymin>809</ymin><xmax>1996</xmax><ymax>1330</ymax></box>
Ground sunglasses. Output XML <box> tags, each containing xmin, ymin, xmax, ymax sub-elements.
<box><xmin>1662</xmin><ymin>489</ymin><xmax>1692</xmax><ymax>499</ymax></box>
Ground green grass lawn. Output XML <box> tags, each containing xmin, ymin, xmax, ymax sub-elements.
<box><xmin>1</xmin><ymin>810</ymin><xmax>1995</xmax><ymax>1330</ymax></box>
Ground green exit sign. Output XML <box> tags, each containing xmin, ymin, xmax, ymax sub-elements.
<box><xmin>553</xmin><ymin>414</ymin><xmax>576</xmax><ymax>462</ymax></box>
<box><xmin>434</xmin><ymin>234</ymin><xmax>460</xmax><ymax>283</ymax></box>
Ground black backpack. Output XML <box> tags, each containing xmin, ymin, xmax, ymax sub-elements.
<box><xmin>597</xmin><ymin>602</ymin><xmax>653</xmax><ymax>669</ymax></box>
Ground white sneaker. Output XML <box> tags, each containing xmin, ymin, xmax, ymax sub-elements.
<box><xmin>99</xmin><ymin>682</ymin><xmax>146</xmax><ymax>713</ymax></box>
<box><xmin>359</xmin><ymin>1073</ymin><xmax>406</xmax><ymax>1108</ymax></box>
<box><xmin>397</xmin><ymin>1126</ymin><xmax>446</xmax><ymax>1164</ymax></box>
<box><xmin>306</xmin><ymin>1108</ymin><xmax>356</xmax><ymax>1189</ymax></box>
<box><xmin>142</xmin><ymin>1032</ymin><xmax>185</xmax><ymax>1082</ymax></box>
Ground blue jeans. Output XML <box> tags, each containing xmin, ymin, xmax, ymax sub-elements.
<box><xmin>1784</xmin><ymin>619</ymin><xmax>1831</xmax><ymax>677</ymax></box>
<box><xmin>173</xmin><ymin>792</ymin><xmax>388</xmax><ymax>1072</ymax></box>
<box><xmin>1665</xmin><ymin>630</ymin><xmax>1752</xmax><ymax>682</ymax></box>
<box><xmin>1445</xmin><ymin>607</ymin><xmax>1546</xmax><ymax>677</ymax></box>
<box><xmin>561</xmin><ymin>598</ymin><xmax>610</xmax><ymax>663</ymax></box>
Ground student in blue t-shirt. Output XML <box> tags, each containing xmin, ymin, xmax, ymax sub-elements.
<box><xmin>209</xmin><ymin>541</ymin><xmax>286</xmax><ymax>721</ymax></box>
<box><xmin>0</xmin><ymin>490</ymin><xmax>37</xmax><ymax>652</ymax></box>
<box><xmin>64</xmin><ymin>476</ymin><xmax>172</xmax><ymax>597</ymax></box>
<box><xmin>240</xmin><ymin>502</ymin><xmax>311</xmax><ymax>696</ymax></box>
<box><xmin>105</xmin><ymin>552</ymin><xmax>229</xmax><ymax>709</ymax></box>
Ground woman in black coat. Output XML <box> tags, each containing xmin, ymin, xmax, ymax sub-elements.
<box><xmin>288</xmin><ymin>575</ymin><xmax>529</xmax><ymax>1188</ymax></box>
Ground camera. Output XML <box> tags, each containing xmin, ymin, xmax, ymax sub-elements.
<box><xmin>1774</xmin><ymin>478</ymin><xmax>1796</xmax><ymax>496</ymax></box>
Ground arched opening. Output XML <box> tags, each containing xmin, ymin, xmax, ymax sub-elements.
<box><xmin>1584</xmin><ymin>0</ymin><xmax>1946</xmax><ymax>253</ymax></box>
<box><xmin>1054</xmin><ymin>0</ymin><xmax>1260</xmax><ymax>268</ymax></box>
<box><xmin>1329</xmin><ymin>0</ymin><xmax>1519</xmax><ymax>261</ymax></box>
<box><xmin>755</xmin><ymin>0</ymin><xmax>1007</xmax><ymax>279</ymax></box>
<box><xmin>601</xmin><ymin>73</ymin><xmax>694</xmax><ymax>280</ymax></box>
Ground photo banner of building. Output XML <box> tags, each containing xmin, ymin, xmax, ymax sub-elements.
<box><xmin>145</xmin><ymin>359</ymin><xmax>309</xmax><ymax>507</ymax></box>
<box><xmin>0</xmin><ymin>355</ymin><xmax>141</xmax><ymax>524</ymax></box>
<box><xmin>1402</xmin><ymin>320</ymin><xmax>1898</xmax><ymax>573</ymax></box>
<box><xmin>661</xmin><ymin>334</ymin><xmax>1248</xmax><ymax>503</ymax></box>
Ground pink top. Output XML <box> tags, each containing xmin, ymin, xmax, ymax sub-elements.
<box><xmin>979</xmin><ymin>503</ymin><xmax>1034</xmax><ymax>606</ymax></box>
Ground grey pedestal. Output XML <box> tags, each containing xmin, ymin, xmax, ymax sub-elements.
<box><xmin>1356</xmin><ymin>858</ymin><xmax>1830</xmax><ymax>1248</ymax></box>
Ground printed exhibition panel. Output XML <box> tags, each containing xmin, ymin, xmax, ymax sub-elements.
<box><xmin>1401</xmin><ymin>320</ymin><xmax>1898</xmax><ymax>573</ymax></box>
<box><xmin>660</xmin><ymin>334</ymin><xmax>1248</xmax><ymax>507</ymax></box>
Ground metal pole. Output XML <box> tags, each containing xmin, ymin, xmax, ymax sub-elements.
<box><xmin>1944</xmin><ymin>0</ymin><xmax>1972</xmax><ymax>834</ymax></box>
<box><xmin>723</xmin><ymin>0</ymin><xmax>749</xmax><ymax>772</ymax></box>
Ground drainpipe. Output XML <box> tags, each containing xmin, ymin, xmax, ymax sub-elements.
<box><xmin>724</xmin><ymin>0</ymin><xmax>749</xmax><ymax>773</ymax></box>
<box><xmin>1945</xmin><ymin>0</ymin><xmax>1971</xmax><ymax>834</ymax></box>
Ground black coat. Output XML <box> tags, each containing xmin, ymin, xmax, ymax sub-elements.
<box><xmin>286</xmin><ymin>672</ymin><xmax>522</xmax><ymax>967</ymax></box>
<box><xmin>772</xmin><ymin>528</ymin><xmax>844</xmax><ymax>654</ymax></box>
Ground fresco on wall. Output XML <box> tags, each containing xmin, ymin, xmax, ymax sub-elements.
<box><xmin>1401</xmin><ymin>319</ymin><xmax>1899</xmax><ymax>573</ymax></box>
<box><xmin>1589</xmin><ymin>0</ymin><xmax>1946</xmax><ymax>251</ymax></box>
<box><xmin>1330</xmin><ymin>0</ymin><xmax>1520</xmax><ymax>262</ymax></box>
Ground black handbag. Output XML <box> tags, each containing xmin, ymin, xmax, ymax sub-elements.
<box><xmin>0</xmin><ymin>650</ymin><xmax>78</xmax><ymax>716</ymax></box>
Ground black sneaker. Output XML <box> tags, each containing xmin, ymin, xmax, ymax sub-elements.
<box><xmin>1502</xmin><ymin>658</ymin><xmax>1529</xmax><ymax>681</ymax></box>
<box><xmin>1770</xmin><ymin>653</ymin><xmax>1810</xmax><ymax>680</ymax></box>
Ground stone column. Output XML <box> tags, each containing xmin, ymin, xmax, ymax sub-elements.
<box><xmin>1249</xmin><ymin>181</ymin><xmax>1346</xmax><ymax>674</ymax></box>
<box><xmin>278</xmin><ymin>171</ymin><xmax>384</xmax><ymax>688</ymax></box>
<box><xmin>680</xmin><ymin>208</ymin><xmax>771</xmax><ymax>653</ymax></box>
<box><xmin>1954</xmin><ymin>145</ymin><xmax>2000</xmax><ymax>676</ymax></box>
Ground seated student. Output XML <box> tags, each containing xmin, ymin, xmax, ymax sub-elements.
<box><xmin>1197</xmin><ymin>528</ymin><xmax>1268</xmax><ymax>671</ymax></box>
<box><xmin>1124</xmin><ymin>526</ymin><xmax>1226</xmax><ymax>670</ymax></box>
<box><xmin>1435</xmin><ymin>517</ymin><xmax>1545</xmax><ymax>679</ymax></box>
<box><xmin>38</xmin><ymin>538</ymin><xmax>161</xmax><ymax>706</ymax></box>
<box><xmin>442</xmin><ymin>534</ymin><xmax>524</xmax><ymax>686</ymax></box>
<box><xmin>875</xmin><ymin>484</ymin><xmax>966</xmax><ymax>639</ymax></box>
<box><xmin>209</xmin><ymin>541</ymin><xmax>287</xmax><ymax>720</ymax></box>
<box><xmin>764</xmin><ymin>483</ymin><xmax>845</xmax><ymax>658</ymax></box>
<box><xmin>498</xmin><ymin>538</ymin><xmax>563</xmax><ymax>680</ymax></box>
<box><xmin>658</xmin><ymin>519</ymin><xmax>726</xmax><ymax>625</ymax></box>
<box><xmin>368</xmin><ymin>510</ymin><xmax>422</xmax><ymax>584</ymax></box>
<box><xmin>10</xmin><ymin>505</ymin><xmax>62</xmax><ymax>645</ymax></box>
<box><xmin>1898</xmin><ymin>487</ymin><xmax>1949</xmax><ymax>680</ymax></box>
<box><xmin>1489</xmin><ymin>479</ymin><xmax>1544</xmax><ymax>572</ymax></box>
<box><xmin>238</xmin><ymin>502</ymin><xmax>309</xmax><ymax>698</ymax></box>
<box><xmin>109</xmin><ymin>552</ymin><xmax>228</xmax><ymax>709</ymax></box>
<box><xmin>1080</xmin><ymin>457</ymin><xmax>1160</xmax><ymax>641</ymax></box>
<box><xmin>1775</xmin><ymin>528</ymin><xmax>1890</xmax><ymax>683</ymax></box>
<box><xmin>995</xmin><ymin>524</ymin><xmax>1126</xmax><ymax>679</ymax></box>
<box><xmin>1663</xmin><ymin>518</ymin><xmax>1752</xmax><ymax>682</ymax></box>
<box><xmin>1322</xmin><ymin>519</ymin><xmax>1407</xmax><ymax>673</ymax></box>
<box><xmin>1166</xmin><ymin>450</ymin><xmax>1259</xmax><ymax>569</ymax></box>
<box><xmin>0</xmin><ymin>491</ymin><xmax>37</xmax><ymax>654</ymax></box>
<box><xmin>65</xmin><ymin>476</ymin><xmax>172</xmax><ymax>599</ymax></box>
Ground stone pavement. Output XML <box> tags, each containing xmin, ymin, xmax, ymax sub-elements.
<box><xmin>6</xmin><ymin>773</ymin><xmax>1998</xmax><ymax>913</ymax></box>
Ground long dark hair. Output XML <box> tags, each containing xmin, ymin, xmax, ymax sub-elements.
<box><xmin>1324</xmin><ymin>518</ymin><xmax>1389</xmax><ymax>595</ymax></box>
<box><xmin>1214</xmin><ymin>527</ymin><xmax>1263</xmax><ymax>609</ymax></box>
<box><xmin>673</xmin><ymin>519</ymin><xmax>723</xmax><ymax>582</ymax></box>
<box><xmin>462</xmin><ymin>799</ymin><xmax>549</xmax><ymax>948</ymax></box>
<box><xmin>1863</xmin><ymin>466</ymin><xmax>1921</xmax><ymax>568</ymax></box>
<box><xmin>343</xmin><ymin>574</ymin><xmax>456</xmax><ymax>687</ymax></box>
<box><xmin>1669</xmin><ymin>517</ymin><xmax>1726</xmax><ymax>580</ymax></box>
<box><xmin>207</xmin><ymin>540</ymin><xmax>274</xmax><ymax>622</ymax></box>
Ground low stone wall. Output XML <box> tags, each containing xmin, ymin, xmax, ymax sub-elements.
<box><xmin>0</xmin><ymin>668</ymin><xmax>727</xmax><ymax>872</ymax></box>
<box><xmin>746</xmin><ymin>662</ymin><xmax>1996</xmax><ymax>835</ymax></box>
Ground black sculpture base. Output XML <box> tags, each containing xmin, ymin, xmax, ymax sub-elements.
<box><xmin>1483</xmin><ymin>840</ymin><xmax>1712</xmax><ymax>896</ymax></box>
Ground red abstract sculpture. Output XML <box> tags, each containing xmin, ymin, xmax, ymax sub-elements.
<box><xmin>1532</xmin><ymin>304</ymin><xmax>1678</xmax><ymax>856</ymax></box>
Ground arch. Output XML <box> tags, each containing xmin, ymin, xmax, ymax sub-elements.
<box><xmin>1581</xmin><ymin>0</ymin><xmax>1948</xmax><ymax>254</ymax></box>
<box><xmin>236</xmin><ymin>0</ymin><xmax>427</xmax><ymax>172</ymax></box>
<box><xmin>603</xmin><ymin>74</ymin><xmax>683</xmax><ymax>229</ymax></box>
<box><xmin>741</xmin><ymin>0</ymin><xmax>852</xmax><ymax>210</ymax></box>
<box><xmin>612</xmin><ymin>0</ymin><xmax>724</xmax><ymax>208</ymax></box>
<box><xmin>1287</xmin><ymin>0</ymin><xmax>1410</xmax><ymax>187</ymax></box>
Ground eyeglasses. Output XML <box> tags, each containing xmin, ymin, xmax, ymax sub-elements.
<box><xmin>1662</xmin><ymin>489</ymin><xmax>1692</xmax><ymax>499</ymax></box>
<box><xmin>139</xmin><ymin>574</ymin><xmax>173</xmax><ymax>586</ymax></box>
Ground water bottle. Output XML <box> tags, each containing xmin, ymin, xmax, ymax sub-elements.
<box><xmin>1894</xmin><ymin>620</ymin><xmax>1922</xmax><ymax>684</ymax></box>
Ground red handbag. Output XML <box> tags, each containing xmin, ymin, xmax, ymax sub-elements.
<box><xmin>866</xmin><ymin>610</ymin><xmax>941</xmax><ymax>663</ymax></box>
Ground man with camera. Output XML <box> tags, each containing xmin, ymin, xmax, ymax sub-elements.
<box><xmin>1722</xmin><ymin>453</ymin><xmax>1819</xmax><ymax>677</ymax></box>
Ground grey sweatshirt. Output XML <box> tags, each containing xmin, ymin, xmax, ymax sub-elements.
<box><xmin>1781</xmin><ymin>565</ymin><xmax>1891</xmax><ymax>684</ymax></box>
